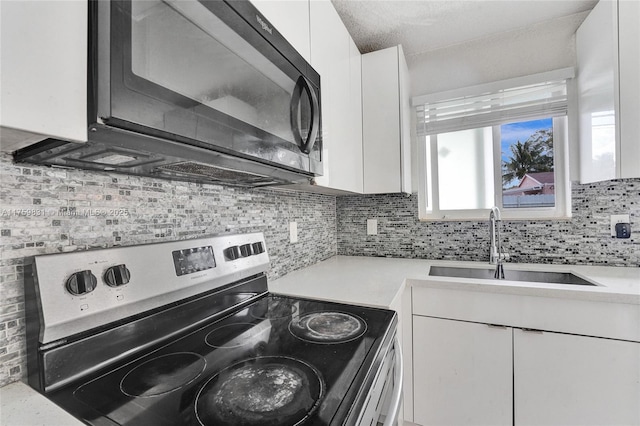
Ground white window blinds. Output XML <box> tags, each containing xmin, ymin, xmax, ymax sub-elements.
<box><xmin>414</xmin><ymin>68</ymin><xmax>574</xmax><ymax>136</ymax></box>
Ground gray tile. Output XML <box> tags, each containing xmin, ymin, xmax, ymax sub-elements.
<box><xmin>0</xmin><ymin>153</ymin><xmax>337</xmax><ymax>387</ymax></box>
<box><xmin>336</xmin><ymin>180</ymin><xmax>639</xmax><ymax>266</ymax></box>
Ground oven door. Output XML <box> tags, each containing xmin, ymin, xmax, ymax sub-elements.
<box><xmin>94</xmin><ymin>0</ymin><xmax>322</xmax><ymax>175</ymax></box>
<box><xmin>358</xmin><ymin>338</ymin><xmax>404</xmax><ymax>426</ymax></box>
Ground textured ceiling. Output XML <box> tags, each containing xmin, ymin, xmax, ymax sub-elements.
<box><xmin>331</xmin><ymin>0</ymin><xmax>598</xmax><ymax>57</ymax></box>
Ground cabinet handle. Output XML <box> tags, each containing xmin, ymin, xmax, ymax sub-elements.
<box><xmin>487</xmin><ymin>324</ymin><xmax>507</xmax><ymax>329</ymax></box>
<box><xmin>521</xmin><ymin>328</ymin><xmax>543</xmax><ymax>334</ymax></box>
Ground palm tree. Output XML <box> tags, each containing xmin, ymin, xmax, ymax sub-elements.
<box><xmin>502</xmin><ymin>129</ymin><xmax>553</xmax><ymax>187</ymax></box>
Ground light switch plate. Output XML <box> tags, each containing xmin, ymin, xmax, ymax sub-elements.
<box><xmin>289</xmin><ymin>221</ymin><xmax>298</xmax><ymax>243</ymax></box>
<box><xmin>367</xmin><ymin>219</ymin><xmax>377</xmax><ymax>235</ymax></box>
<box><xmin>610</xmin><ymin>214</ymin><xmax>630</xmax><ymax>237</ymax></box>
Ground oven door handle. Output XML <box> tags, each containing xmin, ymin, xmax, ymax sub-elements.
<box><xmin>383</xmin><ymin>337</ymin><xmax>403</xmax><ymax>426</ymax></box>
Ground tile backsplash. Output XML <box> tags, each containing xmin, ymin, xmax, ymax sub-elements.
<box><xmin>1</xmin><ymin>148</ymin><xmax>639</xmax><ymax>389</ymax></box>
<box><xmin>337</xmin><ymin>179</ymin><xmax>639</xmax><ymax>266</ymax></box>
<box><xmin>0</xmin><ymin>153</ymin><xmax>336</xmax><ymax>386</ymax></box>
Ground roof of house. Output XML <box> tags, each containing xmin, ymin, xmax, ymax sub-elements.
<box><xmin>520</xmin><ymin>171</ymin><xmax>555</xmax><ymax>186</ymax></box>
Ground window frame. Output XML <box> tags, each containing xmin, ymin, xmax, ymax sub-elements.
<box><xmin>418</xmin><ymin>115</ymin><xmax>571</xmax><ymax>221</ymax></box>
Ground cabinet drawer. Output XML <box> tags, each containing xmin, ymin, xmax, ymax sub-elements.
<box><xmin>412</xmin><ymin>286</ymin><xmax>640</xmax><ymax>341</ymax></box>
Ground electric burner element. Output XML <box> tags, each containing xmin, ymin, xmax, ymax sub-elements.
<box><xmin>205</xmin><ymin>322</ymin><xmax>271</xmax><ymax>349</ymax></box>
<box><xmin>249</xmin><ymin>296</ymin><xmax>298</xmax><ymax>320</ymax></box>
<box><xmin>289</xmin><ymin>312</ymin><xmax>367</xmax><ymax>344</ymax></box>
<box><xmin>195</xmin><ymin>356</ymin><xmax>324</xmax><ymax>426</ymax></box>
<box><xmin>120</xmin><ymin>352</ymin><xmax>206</xmax><ymax>397</ymax></box>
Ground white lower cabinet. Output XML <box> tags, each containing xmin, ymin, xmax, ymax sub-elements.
<box><xmin>413</xmin><ymin>316</ymin><xmax>513</xmax><ymax>426</ymax></box>
<box><xmin>413</xmin><ymin>315</ymin><xmax>640</xmax><ymax>426</ymax></box>
<box><xmin>514</xmin><ymin>328</ymin><xmax>640</xmax><ymax>426</ymax></box>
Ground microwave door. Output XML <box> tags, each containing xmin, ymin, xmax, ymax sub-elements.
<box><xmin>108</xmin><ymin>0</ymin><xmax>319</xmax><ymax>172</ymax></box>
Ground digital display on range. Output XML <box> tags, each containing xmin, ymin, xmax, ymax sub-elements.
<box><xmin>172</xmin><ymin>246</ymin><xmax>216</xmax><ymax>276</ymax></box>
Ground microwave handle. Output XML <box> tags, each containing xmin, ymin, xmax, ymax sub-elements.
<box><xmin>290</xmin><ymin>76</ymin><xmax>320</xmax><ymax>154</ymax></box>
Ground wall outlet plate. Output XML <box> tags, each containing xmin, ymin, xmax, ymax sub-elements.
<box><xmin>367</xmin><ymin>219</ymin><xmax>377</xmax><ymax>235</ymax></box>
<box><xmin>610</xmin><ymin>214</ymin><xmax>630</xmax><ymax>237</ymax></box>
<box><xmin>289</xmin><ymin>221</ymin><xmax>298</xmax><ymax>243</ymax></box>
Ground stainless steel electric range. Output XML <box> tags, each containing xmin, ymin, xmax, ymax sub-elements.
<box><xmin>24</xmin><ymin>233</ymin><xmax>401</xmax><ymax>426</ymax></box>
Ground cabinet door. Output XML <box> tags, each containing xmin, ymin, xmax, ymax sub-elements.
<box><xmin>250</xmin><ymin>0</ymin><xmax>310</xmax><ymax>62</ymax></box>
<box><xmin>514</xmin><ymin>329</ymin><xmax>640</xmax><ymax>426</ymax></box>
<box><xmin>576</xmin><ymin>0</ymin><xmax>640</xmax><ymax>182</ymax></box>
<box><xmin>310</xmin><ymin>0</ymin><xmax>363</xmax><ymax>193</ymax></box>
<box><xmin>413</xmin><ymin>316</ymin><xmax>513</xmax><ymax>426</ymax></box>
<box><xmin>576</xmin><ymin>0</ymin><xmax>618</xmax><ymax>183</ymax></box>
<box><xmin>398</xmin><ymin>45</ymin><xmax>412</xmax><ymax>194</ymax></box>
<box><xmin>362</xmin><ymin>47</ymin><xmax>402</xmax><ymax>194</ymax></box>
<box><xmin>331</xmin><ymin>37</ymin><xmax>363</xmax><ymax>193</ymax></box>
<box><xmin>0</xmin><ymin>0</ymin><xmax>87</xmax><ymax>150</ymax></box>
<box><xmin>362</xmin><ymin>46</ymin><xmax>411</xmax><ymax>194</ymax></box>
<box><xmin>618</xmin><ymin>0</ymin><xmax>640</xmax><ymax>179</ymax></box>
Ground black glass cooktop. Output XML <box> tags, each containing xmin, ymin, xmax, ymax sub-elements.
<box><xmin>48</xmin><ymin>295</ymin><xmax>395</xmax><ymax>426</ymax></box>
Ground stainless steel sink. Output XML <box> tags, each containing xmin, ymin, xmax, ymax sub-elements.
<box><xmin>428</xmin><ymin>266</ymin><xmax>597</xmax><ymax>286</ymax></box>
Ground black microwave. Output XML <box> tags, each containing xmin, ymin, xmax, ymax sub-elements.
<box><xmin>16</xmin><ymin>0</ymin><xmax>322</xmax><ymax>187</ymax></box>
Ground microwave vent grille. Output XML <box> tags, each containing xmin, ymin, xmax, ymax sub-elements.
<box><xmin>157</xmin><ymin>162</ymin><xmax>287</xmax><ymax>187</ymax></box>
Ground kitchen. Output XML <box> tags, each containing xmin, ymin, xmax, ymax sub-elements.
<box><xmin>1</xmin><ymin>0</ymin><xmax>639</xmax><ymax>425</ymax></box>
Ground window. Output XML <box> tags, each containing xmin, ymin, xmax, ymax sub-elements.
<box><xmin>501</xmin><ymin>118</ymin><xmax>556</xmax><ymax>209</ymax></box>
<box><xmin>415</xmin><ymin>69</ymin><xmax>573</xmax><ymax>220</ymax></box>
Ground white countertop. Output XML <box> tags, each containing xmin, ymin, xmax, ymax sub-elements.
<box><xmin>270</xmin><ymin>256</ymin><xmax>640</xmax><ymax>306</ymax></box>
<box><xmin>3</xmin><ymin>256</ymin><xmax>637</xmax><ymax>424</ymax></box>
<box><xmin>0</xmin><ymin>381</ymin><xmax>82</xmax><ymax>426</ymax></box>
<box><xmin>270</xmin><ymin>256</ymin><xmax>437</xmax><ymax>309</ymax></box>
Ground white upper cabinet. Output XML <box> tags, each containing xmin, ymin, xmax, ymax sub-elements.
<box><xmin>0</xmin><ymin>1</ymin><xmax>88</xmax><ymax>152</ymax></box>
<box><xmin>309</xmin><ymin>0</ymin><xmax>363</xmax><ymax>193</ymax></box>
<box><xmin>362</xmin><ymin>45</ymin><xmax>412</xmax><ymax>194</ymax></box>
<box><xmin>333</xmin><ymin>36</ymin><xmax>363</xmax><ymax>193</ymax></box>
<box><xmin>348</xmin><ymin>39</ymin><xmax>364</xmax><ymax>193</ymax></box>
<box><xmin>250</xmin><ymin>0</ymin><xmax>311</xmax><ymax>62</ymax></box>
<box><xmin>576</xmin><ymin>0</ymin><xmax>640</xmax><ymax>182</ymax></box>
<box><xmin>617</xmin><ymin>0</ymin><xmax>640</xmax><ymax>179</ymax></box>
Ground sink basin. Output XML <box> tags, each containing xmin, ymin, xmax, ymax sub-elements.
<box><xmin>428</xmin><ymin>266</ymin><xmax>597</xmax><ymax>286</ymax></box>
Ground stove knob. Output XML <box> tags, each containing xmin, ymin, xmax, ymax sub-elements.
<box><xmin>240</xmin><ymin>244</ymin><xmax>253</xmax><ymax>257</ymax></box>
<box><xmin>252</xmin><ymin>242</ymin><xmax>265</xmax><ymax>254</ymax></box>
<box><xmin>66</xmin><ymin>270</ymin><xmax>97</xmax><ymax>296</ymax></box>
<box><xmin>104</xmin><ymin>264</ymin><xmax>131</xmax><ymax>287</ymax></box>
<box><xmin>224</xmin><ymin>246</ymin><xmax>241</xmax><ymax>261</ymax></box>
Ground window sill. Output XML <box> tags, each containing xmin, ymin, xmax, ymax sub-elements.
<box><xmin>418</xmin><ymin>211</ymin><xmax>572</xmax><ymax>222</ymax></box>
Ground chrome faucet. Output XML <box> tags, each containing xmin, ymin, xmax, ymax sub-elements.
<box><xmin>489</xmin><ymin>206</ymin><xmax>508</xmax><ymax>279</ymax></box>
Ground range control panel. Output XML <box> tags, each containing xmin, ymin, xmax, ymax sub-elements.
<box><xmin>224</xmin><ymin>241</ymin><xmax>265</xmax><ymax>261</ymax></box>
<box><xmin>29</xmin><ymin>233</ymin><xmax>269</xmax><ymax>343</ymax></box>
<box><xmin>172</xmin><ymin>246</ymin><xmax>216</xmax><ymax>276</ymax></box>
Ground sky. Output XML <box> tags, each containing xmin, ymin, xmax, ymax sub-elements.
<box><xmin>500</xmin><ymin>118</ymin><xmax>552</xmax><ymax>162</ymax></box>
